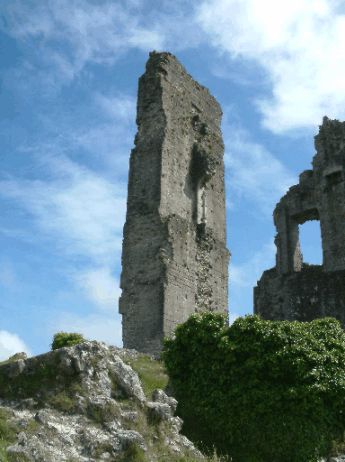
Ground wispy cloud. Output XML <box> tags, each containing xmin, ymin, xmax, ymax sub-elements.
<box><xmin>0</xmin><ymin>261</ymin><xmax>18</xmax><ymax>290</ymax></box>
<box><xmin>70</xmin><ymin>93</ymin><xmax>136</xmax><ymax>174</ymax></box>
<box><xmin>95</xmin><ymin>94</ymin><xmax>136</xmax><ymax>125</ymax></box>
<box><xmin>224</xmin><ymin>122</ymin><xmax>296</xmax><ymax>214</ymax></box>
<box><xmin>0</xmin><ymin>330</ymin><xmax>32</xmax><ymax>361</ymax></box>
<box><xmin>0</xmin><ymin>90</ymin><xmax>135</xmax><ymax>271</ymax></box>
<box><xmin>0</xmin><ymin>85</ymin><xmax>137</xmax><ymax>347</ymax></box>
<box><xmin>4</xmin><ymin>0</ymin><xmax>345</xmax><ymax>133</ymax></box>
<box><xmin>230</xmin><ymin>241</ymin><xmax>276</xmax><ymax>289</ymax></box>
<box><xmin>1</xmin><ymin>0</ymin><xmax>164</xmax><ymax>83</ymax></box>
<box><xmin>2</xmin><ymin>148</ymin><xmax>126</xmax><ymax>345</ymax></box>
<box><xmin>0</xmin><ymin>152</ymin><xmax>126</xmax><ymax>350</ymax></box>
<box><xmin>197</xmin><ymin>0</ymin><xmax>345</xmax><ymax>133</ymax></box>
<box><xmin>75</xmin><ymin>268</ymin><xmax>121</xmax><ymax>312</ymax></box>
<box><xmin>0</xmin><ymin>155</ymin><xmax>126</xmax><ymax>264</ymax></box>
<box><xmin>229</xmin><ymin>240</ymin><xmax>276</xmax><ymax>316</ymax></box>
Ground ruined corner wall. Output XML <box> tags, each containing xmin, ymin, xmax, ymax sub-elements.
<box><xmin>119</xmin><ymin>52</ymin><xmax>230</xmax><ymax>355</ymax></box>
<box><xmin>255</xmin><ymin>117</ymin><xmax>345</xmax><ymax>325</ymax></box>
<box><xmin>254</xmin><ymin>266</ymin><xmax>345</xmax><ymax>324</ymax></box>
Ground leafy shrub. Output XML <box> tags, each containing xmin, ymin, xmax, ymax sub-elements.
<box><xmin>51</xmin><ymin>332</ymin><xmax>85</xmax><ymax>350</ymax></box>
<box><xmin>163</xmin><ymin>313</ymin><xmax>345</xmax><ymax>462</ymax></box>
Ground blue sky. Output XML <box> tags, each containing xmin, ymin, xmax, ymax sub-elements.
<box><xmin>1</xmin><ymin>0</ymin><xmax>345</xmax><ymax>359</ymax></box>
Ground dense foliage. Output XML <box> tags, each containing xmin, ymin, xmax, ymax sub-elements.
<box><xmin>51</xmin><ymin>332</ymin><xmax>85</xmax><ymax>350</ymax></box>
<box><xmin>163</xmin><ymin>313</ymin><xmax>345</xmax><ymax>462</ymax></box>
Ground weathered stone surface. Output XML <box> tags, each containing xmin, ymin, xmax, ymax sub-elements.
<box><xmin>7</xmin><ymin>352</ymin><xmax>28</xmax><ymax>362</ymax></box>
<box><xmin>0</xmin><ymin>342</ymin><xmax>204</xmax><ymax>461</ymax></box>
<box><xmin>119</xmin><ymin>51</ymin><xmax>230</xmax><ymax>355</ymax></box>
<box><xmin>147</xmin><ymin>388</ymin><xmax>179</xmax><ymax>423</ymax></box>
<box><xmin>255</xmin><ymin>117</ymin><xmax>345</xmax><ymax>324</ymax></box>
<box><xmin>0</xmin><ymin>340</ymin><xmax>146</xmax><ymax>404</ymax></box>
<box><xmin>152</xmin><ymin>388</ymin><xmax>177</xmax><ymax>413</ymax></box>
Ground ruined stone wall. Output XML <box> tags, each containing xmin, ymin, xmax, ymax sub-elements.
<box><xmin>255</xmin><ymin>118</ymin><xmax>345</xmax><ymax>325</ymax></box>
<box><xmin>119</xmin><ymin>52</ymin><xmax>229</xmax><ymax>355</ymax></box>
<box><xmin>254</xmin><ymin>266</ymin><xmax>345</xmax><ymax>323</ymax></box>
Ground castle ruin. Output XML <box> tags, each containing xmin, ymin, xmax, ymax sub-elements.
<box><xmin>119</xmin><ymin>52</ymin><xmax>230</xmax><ymax>354</ymax></box>
<box><xmin>255</xmin><ymin>117</ymin><xmax>345</xmax><ymax>324</ymax></box>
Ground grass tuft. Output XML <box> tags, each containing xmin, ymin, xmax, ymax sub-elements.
<box><xmin>119</xmin><ymin>442</ymin><xmax>147</xmax><ymax>462</ymax></box>
<box><xmin>126</xmin><ymin>355</ymin><xmax>169</xmax><ymax>398</ymax></box>
<box><xmin>0</xmin><ymin>408</ymin><xmax>25</xmax><ymax>462</ymax></box>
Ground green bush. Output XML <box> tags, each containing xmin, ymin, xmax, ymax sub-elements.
<box><xmin>51</xmin><ymin>332</ymin><xmax>85</xmax><ymax>350</ymax></box>
<box><xmin>163</xmin><ymin>313</ymin><xmax>345</xmax><ymax>462</ymax></box>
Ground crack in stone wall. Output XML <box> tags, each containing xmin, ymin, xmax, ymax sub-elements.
<box><xmin>119</xmin><ymin>52</ymin><xmax>230</xmax><ymax>355</ymax></box>
<box><xmin>255</xmin><ymin>117</ymin><xmax>345</xmax><ymax>325</ymax></box>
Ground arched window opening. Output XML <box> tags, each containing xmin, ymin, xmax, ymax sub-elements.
<box><xmin>299</xmin><ymin>220</ymin><xmax>322</xmax><ymax>265</ymax></box>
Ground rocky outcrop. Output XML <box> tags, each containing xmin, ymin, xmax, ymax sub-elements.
<box><xmin>0</xmin><ymin>341</ymin><xmax>203</xmax><ymax>462</ymax></box>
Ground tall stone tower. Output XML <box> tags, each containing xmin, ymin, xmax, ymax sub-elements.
<box><xmin>119</xmin><ymin>52</ymin><xmax>229</xmax><ymax>355</ymax></box>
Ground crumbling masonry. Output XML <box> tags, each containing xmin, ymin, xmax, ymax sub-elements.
<box><xmin>255</xmin><ymin>117</ymin><xmax>345</xmax><ymax>324</ymax></box>
<box><xmin>119</xmin><ymin>52</ymin><xmax>230</xmax><ymax>354</ymax></box>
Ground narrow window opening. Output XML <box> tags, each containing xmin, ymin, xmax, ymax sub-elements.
<box><xmin>196</xmin><ymin>181</ymin><xmax>207</xmax><ymax>225</ymax></box>
<box><xmin>299</xmin><ymin>220</ymin><xmax>322</xmax><ymax>265</ymax></box>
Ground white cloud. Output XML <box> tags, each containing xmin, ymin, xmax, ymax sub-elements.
<box><xmin>0</xmin><ymin>330</ymin><xmax>31</xmax><ymax>361</ymax></box>
<box><xmin>224</xmin><ymin>123</ymin><xmax>296</xmax><ymax>214</ymax></box>
<box><xmin>76</xmin><ymin>268</ymin><xmax>121</xmax><ymax>311</ymax></box>
<box><xmin>197</xmin><ymin>0</ymin><xmax>345</xmax><ymax>132</ymax></box>
<box><xmin>4</xmin><ymin>0</ymin><xmax>345</xmax><ymax>133</ymax></box>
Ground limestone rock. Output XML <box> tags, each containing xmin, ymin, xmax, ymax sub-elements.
<box><xmin>146</xmin><ymin>389</ymin><xmax>178</xmax><ymax>422</ymax></box>
<box><xmin>0</xmin><ymin>341</ymin><xmax>204</xmax><ymax>462</ymax></box>
<box><xmin>146</xmin><ymin>401</ymin><xmax>173</xmax><ymax>422</ymax></box>
<box><xmin>7</xmin><ymin>352</ymin><xmax>28</xmax><ymax>362</ymax></box>
<box><xmin>152</xmin><ymin>388</ymin><xmax>178</xmax><ymax>412</ymax></box>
